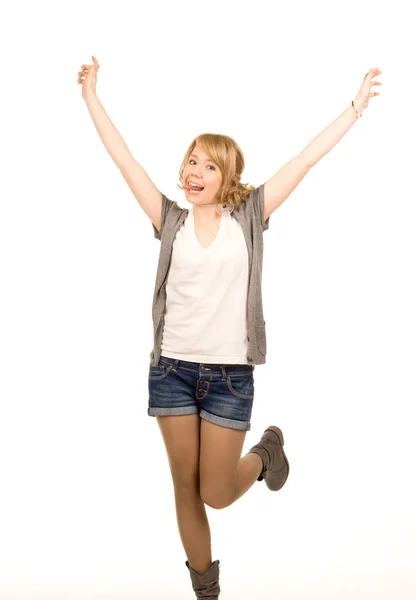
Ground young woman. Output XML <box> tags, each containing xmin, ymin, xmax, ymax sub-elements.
<box><xmin>78</xmin><ymin>56</ymin><xmax>381</xmax><ymax>599</ymax></box>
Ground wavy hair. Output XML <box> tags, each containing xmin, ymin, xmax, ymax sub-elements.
<box><xmin>177</xmin><ymin>133</ymin><xmax>255</xmax><ymax>209</ymax></box>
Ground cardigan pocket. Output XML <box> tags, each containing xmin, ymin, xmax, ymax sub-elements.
<box><xmin>256</xmin><ymin>321</ymin><xmax>267</xmax><ymax>355</ymax></box>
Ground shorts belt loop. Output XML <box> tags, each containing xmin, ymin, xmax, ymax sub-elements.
<box><xmin>221</xmin><ymin>366</ymin><xmax>227</xmax><ymax>380</ymax></box>
<box><xmin>173</xmin><ymin>359</ymin><xmax>179</xmax><ymax>371</ymax></box>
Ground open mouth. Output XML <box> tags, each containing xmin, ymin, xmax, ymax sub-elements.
<box><xmin>185</xmin><ymin>180</ymin><xmax>205</xmax><ymax>194</ymax></box>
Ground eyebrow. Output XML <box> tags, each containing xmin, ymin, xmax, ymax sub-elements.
<box><xmin>190</xmin><ymin>154</ymin><xmax>215</xmax><ymax>163</ymax></box>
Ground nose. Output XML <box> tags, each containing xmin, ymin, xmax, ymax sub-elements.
<box><xmin>190</xmin><ymin>175</ymin><xmax>204</xmax><ymax>185</ymax></box>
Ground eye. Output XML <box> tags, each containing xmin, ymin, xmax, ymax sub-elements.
<box><xmin>189</xmin><ymin>159</ymin><xmax>215</xmax><ymax>170</ymax></box>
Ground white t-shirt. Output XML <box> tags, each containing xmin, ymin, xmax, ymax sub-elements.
<box><xmin>160</xmin><ymin>206</ymin><xmax>250</xmax><ymax>364</ymax></box>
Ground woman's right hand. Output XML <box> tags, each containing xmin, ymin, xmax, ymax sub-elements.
<box><xmin>77</xmin><ymin>55</ymin><xmax>100</xmax><ymax>101</ymax></box>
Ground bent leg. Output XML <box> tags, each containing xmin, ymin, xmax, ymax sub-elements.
<box><xmin>199</xmin><ymin>419</ymin><xmax>263</xmax><ymax>509</ymax></box>
<box><xmin>156</xmin><ymin>414</ymin><xmax>213</xmax><ymax>575</ymax></box>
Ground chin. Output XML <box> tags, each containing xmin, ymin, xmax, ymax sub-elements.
<box><xmin>185</xmin><ymin>191</ymin><xmax>209</xmax><ymax>203</ymax></box>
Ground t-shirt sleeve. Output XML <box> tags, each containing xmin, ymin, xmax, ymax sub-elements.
<box><xmin>152</xmin><ymin>193</ymin><xmax>177</xmax><ymax>241</ymax></box>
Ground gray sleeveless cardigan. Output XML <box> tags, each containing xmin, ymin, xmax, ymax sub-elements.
<box><xmin>149</xmin><ymin>184</ymin><xmax>270</xmax><ymax>367</ymax></box>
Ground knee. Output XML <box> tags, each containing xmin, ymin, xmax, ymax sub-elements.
<box><xmin>200</xmin><ymin>488</ymin><xmax>232</xmax><ymax>510</ymax></box>
<box><xmin>171</xmin><ymin>467</ymin><xmax>199</xmax><ymax>495</ymax></box>
<box><xmin>174</xmin><ymin>479</ymin><xmax>200</xmax><ymax>497</ymax></box>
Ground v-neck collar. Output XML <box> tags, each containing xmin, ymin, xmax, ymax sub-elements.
<box><xmin>189</xmin><ymin>208</ymin><xmax>224</xmax><ymax>250</ymax></box>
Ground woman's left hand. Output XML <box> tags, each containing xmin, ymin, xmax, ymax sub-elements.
<box><xmin>353</xmin><ymin>67</ymin><xmax>382</xmax><ymax>114</ymax></box>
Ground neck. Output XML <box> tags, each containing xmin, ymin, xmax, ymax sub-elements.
<box><xmin>192</xmin><ymin>202</ymin><xmax>219</xmax><ymax>224</ymax></box>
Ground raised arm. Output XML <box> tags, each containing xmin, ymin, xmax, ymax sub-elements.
<box><xmin>263</xmin><ymin>68</ymin><xmax>382</xmax><ymax>221</ymax></box>
<box><xmin>78</xmin><ymin>56</ymin><xmax>162</xmax><ymax>232</ymax></box>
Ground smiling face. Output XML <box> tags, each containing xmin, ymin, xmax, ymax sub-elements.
<box><xmin>182</xmin><ymin>145</ymin><xmax>223</xmax><ymax>206</ymax></box>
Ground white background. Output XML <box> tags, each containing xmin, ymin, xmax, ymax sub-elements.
<box><xmin>1</xmin><ymin>0</ymin><xmax>415</xmax><ymax>598</ymax></box>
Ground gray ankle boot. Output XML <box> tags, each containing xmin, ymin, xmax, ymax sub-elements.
<box><xmin>248</xmin><ymin>425</ymin><xmax>290</xmax><ymax>491</ymax></box>
<box><xmin>185</xmin><ymin>559</ymin><xmax>221</xmax><ymax>599</ymax></box>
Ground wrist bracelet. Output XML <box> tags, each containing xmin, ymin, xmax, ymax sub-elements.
<box><xmin>352</xmin><ymin>100</ymin><xmax>363</xmax><ymax>118</ymax></box>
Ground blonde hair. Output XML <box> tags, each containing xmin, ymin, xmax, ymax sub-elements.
<box><xmin>177</xmin><ymin>133</ymin><xmax>255</xmax><ymax>209</ymax></box>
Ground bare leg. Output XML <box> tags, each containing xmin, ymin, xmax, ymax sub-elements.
<box><xmin>173</xmin><ymin>485</ymin><xmax>213</xmax><ymax>574</ymax></box>
<box><xmin>156</xmin><ymin>414</ymin><xmax>213</xmax><ymax>574</ymax></box>
<box><xmin>231</xmin><ymin>452</ymin><xmax>263</xmax><ymax>503</ymax></box>
<box><xmin>199</xmin><ymin>420</ymin><xmax>263</xmax><ymax>509</ymax></box>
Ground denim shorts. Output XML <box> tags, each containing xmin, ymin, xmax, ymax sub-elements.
<box><xmin>148</xmin><ymin>355</ymin><xmax>255</xmax><ymax>431</ymax></box>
